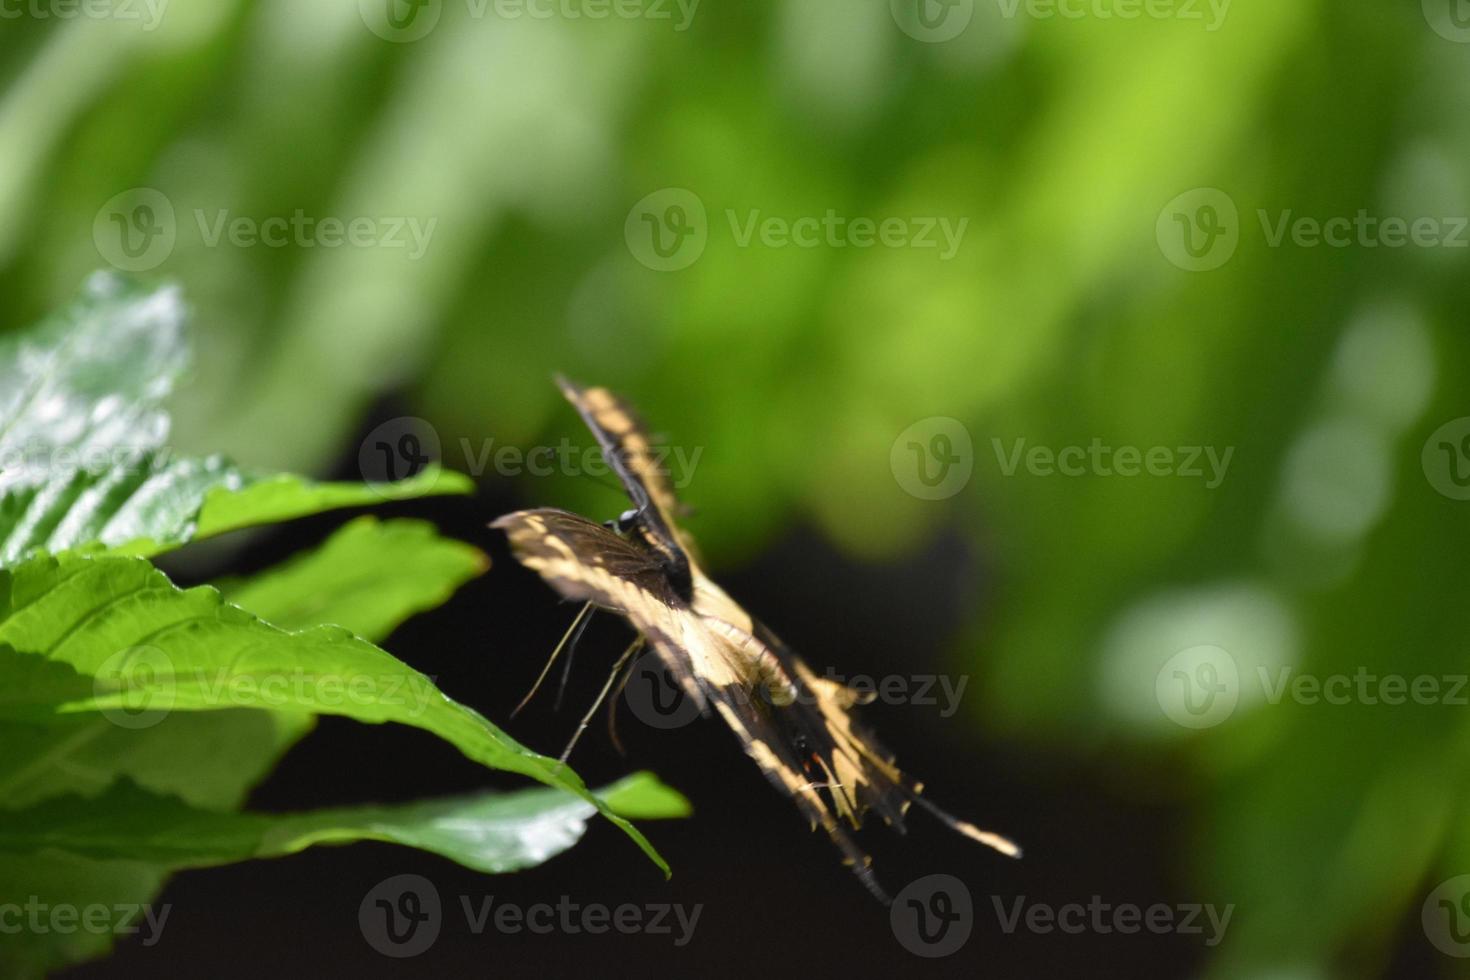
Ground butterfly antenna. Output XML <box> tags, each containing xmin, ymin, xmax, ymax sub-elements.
<box><xmin>558</xmin><ymin>636</ymin><xmax>645</xmax><ymax>765</ymax></box>
<box><xmin>552</xmin><ymin>606</ymin><xmax>594</xmax><ymax>711</ymax></box>
<box><xmin>605</xmin><ymin>645</ymin><xmax>640</xmax><ymax>756</ymax></box>
<box><xmin>576</xmin><ymin>470</ymin><xmax>633</xmax><ymax>500</ymax></box>
<box><xmin>512</xmin><ymin>601</ymin><xmax>595</xmax><ymax>719</ymax></box>
<box><xmin>903</xmin><ymin>786</ymin><xmax>1022</xmax><ymax>859</ymax></box>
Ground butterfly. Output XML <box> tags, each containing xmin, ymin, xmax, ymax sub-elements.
<box><xmin>492</xmin><ymin>377</ymin><xmax>1019</xmax><ymax>903</ymax></box>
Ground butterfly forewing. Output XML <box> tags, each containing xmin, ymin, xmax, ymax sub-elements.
<box><xmin>492</xmin><ymin>508</ymin><xmax>708</xmax><ymax>711</ymax></box>
<box><xmin>555</xmin><ymin>375</ymin><xmax>696</xmax><ymax>566</ymax></box>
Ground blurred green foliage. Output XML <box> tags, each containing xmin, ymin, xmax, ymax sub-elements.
<box><xmin>2</xmin><ymin>1</ymin><xmax>1469</xmax><ymax>976</ymax></box>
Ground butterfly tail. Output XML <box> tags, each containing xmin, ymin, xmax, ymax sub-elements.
<box><xmin>899</xmin><ymin>782</ymin><xmax>1022</xmax><ymax>858</ymax></box>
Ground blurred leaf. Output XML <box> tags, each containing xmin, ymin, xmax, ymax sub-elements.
<box><xmin>0</xmin><ymin>772</ymin><xmax>688</xmax><ymax>873</ymax></box>
<box><xmin>218</xmin><ymin>515</ymin><xmax>486</xmax><ymax>636</ymax></box>
<box><xmin>0</xmin><ymin>271</ymin><xmax>185</xmax><ymax>479</ymax></box>
<box><xmin>0</xmin><ymin>274</ymin><xmax>474</xmax><ymax>568</ymax></box>
<box><xmin>0</xmin><ymin>773</ymin><xmax>687</xmax><ymax>979</ymax></box>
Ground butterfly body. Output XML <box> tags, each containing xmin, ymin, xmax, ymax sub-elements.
<box><xmin>492</xmin><ymin>376</ymin><xmax>1019</xmax><ymax>903</ymax></box>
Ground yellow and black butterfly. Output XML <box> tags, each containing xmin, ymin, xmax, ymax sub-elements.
<box><xmin>492</xmin><ymin>377</ymin><xmax>1019</xmax><ymax>903</ymax></box>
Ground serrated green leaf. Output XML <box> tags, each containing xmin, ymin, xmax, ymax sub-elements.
<box><xmin>0</xmin><ymin>457</ymin><xmax>474</xmax><ymax>570</ymax></box>
<box><xmin>0</xmin><ymin>553</ymin><xmax>668</xmax><ymax>876</ymax></box>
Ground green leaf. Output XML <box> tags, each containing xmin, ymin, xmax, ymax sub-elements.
<box><xmin>0</xmin><ymin>456</ymin><xmax>473</xmax><ymax>569</ymax></box>
<box><xmin>0</xmin><ymin>772</ymin><xmax>689</xmax><ymax>874</ymax></box>
<box><xmin>0</xmin><ymin>711</ymin><xmax>312</xmax><ymax>813</ymax></box>
<box><xmin>0</xmin><ymin>774</ymin><xmax>687</xmax><ymax>978</ymax></box>
<box><xmin>0</xmin><ymin>272</ymin><xmax>474</xmax><ymax>569</ymax></box>
<box><xmin>0</xmin><ymin>552</ymin><xmax>668</xmax><ymax>875</ymax></box>
<box><xmin>188</xmin><ymin>466</ymin><xmax>476</xmax><ymax>550</ymax></box>
<box><xmin>0</xmin><ymin>851</ymin><xmax>164</xmax><ymax>980</ymax></box>
<box><xmin>219</xmin><ymin>516</ymin><xmax>488</xmax><ymax>638</ymax></box>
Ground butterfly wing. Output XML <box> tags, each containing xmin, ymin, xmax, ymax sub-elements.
<box><xmin>492</xmin><ymin>508</ymin><xmax>709</xmax><ymax>710</ymax></box>
<box><xmin>695</xmin><ymin>581</ymin><xmax>1020</xmax><ymax>895</ymax></box>
<box><xmin>555</xmin><ymin>375</ymin><xmax>696</xmax><ymax>565</ymax></box>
